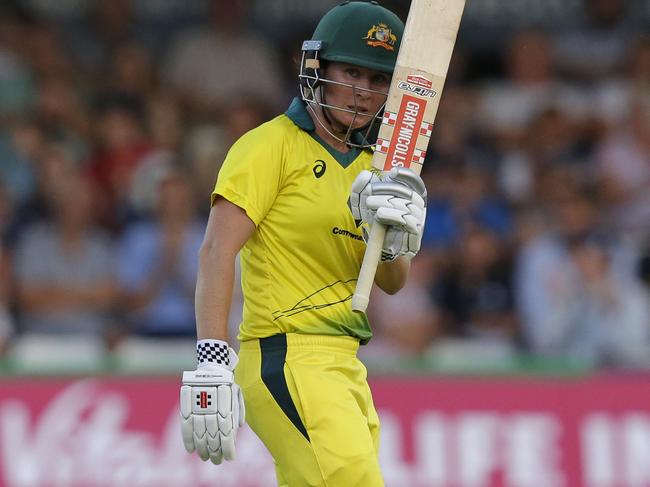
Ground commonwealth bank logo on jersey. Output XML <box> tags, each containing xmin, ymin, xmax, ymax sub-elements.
<box><xmin>363</xmin><ymin>23</ymin><xmax>397</xmax><ymax>51</ymax></box>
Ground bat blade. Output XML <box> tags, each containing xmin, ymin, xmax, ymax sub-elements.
<box><xmin>352</xmin><ymin>0</ymin><xmax>466</xmax><ymax>313</ymax></box>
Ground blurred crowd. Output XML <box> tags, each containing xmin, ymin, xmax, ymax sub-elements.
<box><xmin>0</xmin><ymin>0</ymin><xmax>648</xmax><ymax>370</ymax></box>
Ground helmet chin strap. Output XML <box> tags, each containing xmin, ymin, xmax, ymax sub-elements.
<box><xmin>306</xmin><ymin>103</ymin><xmax>349</xmax><ymax>147</ymax></box>
<box><xmin>309</xmin><ymin>86</ymin><xmax>370</xmax><ymax>149</ymax></box>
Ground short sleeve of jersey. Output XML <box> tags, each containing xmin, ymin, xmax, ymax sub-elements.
<box><xmin>212</xmin><ymin>124</ymin><xmax>285</xmax><ymax>226</ymax></box>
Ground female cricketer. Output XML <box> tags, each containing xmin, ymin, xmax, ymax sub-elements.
<box><xmin>180</xmin><ymin>2</ymin><xmax>427</xmax><ymax>485</ymax></box>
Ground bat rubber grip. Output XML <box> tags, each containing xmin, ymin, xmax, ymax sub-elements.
<box><xmin>352</xmin><ymin>222</ymin><xmax>387</xmax><ymax>313</ymax></box>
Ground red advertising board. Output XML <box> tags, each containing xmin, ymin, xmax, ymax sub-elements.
<box><xmin>1</xmin><ymin>375</ymin><xmax>650</xmax><ymax>487</ymax></box>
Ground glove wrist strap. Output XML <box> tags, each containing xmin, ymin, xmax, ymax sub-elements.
<box><xmin>197</xmin><ymin>339</ymin><xmax>230</xmax><ymax>367</ymax></box>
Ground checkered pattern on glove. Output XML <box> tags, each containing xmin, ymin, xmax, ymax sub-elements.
<box><xmin>197</xmin><ymin>339</ymin><xmax>230</xmax><ymax>367</ymax></box>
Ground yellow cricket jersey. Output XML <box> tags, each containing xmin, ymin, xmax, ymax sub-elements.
<box><xmin>213</xmin><ymin>98</ymin><xmax>374</xmax><ymax>343</ymax></box>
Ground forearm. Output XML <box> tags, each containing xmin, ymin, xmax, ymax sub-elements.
<box><xmin>192</xmin><ymin>197</ymin><xmax>256</xmax><ymax>341</ymax></box>
<box><xmin>195</xmin><ymin>241</ymin><xmax>235</xmax><ymax>342</ymax></box>
<box><xmin>374</xmin><ymin>256</ymin><xmax>410</xmax><ymax>295</ymax></box>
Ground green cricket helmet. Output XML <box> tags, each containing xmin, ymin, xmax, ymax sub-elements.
<box><xmin>311</xmin><ymin>0</ymin><xmax>403</xmax><ymax>73</ymax></box>
<box><xmin>299</xmin><ymin>1</ymin><xmax>404</xmax><ymax>148</ymax></box>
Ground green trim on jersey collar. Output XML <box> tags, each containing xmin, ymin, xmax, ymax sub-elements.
<box><xmin>285</xmin><ymin>97</ymin><xmax>365</xmax><ymax>168</ymax></box>
<box><xmin>285</xmin><ymin>97</ymin><xmax>316</xmax><ymax>131</ymax></box>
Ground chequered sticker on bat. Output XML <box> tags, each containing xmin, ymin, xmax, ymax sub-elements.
<box><xmin>413</xmin><ymin>149</ymin><xmax>426</xmax><ymax>164</ymax></box>
<box><xmin>375</xmin><ymin>138</ymin><xmax>391</xmax><ymax>154</ymax></box>
<box><xmin>382</xmin><ymin>111</ymin><xmax>397</xmax><ymax>126</ymax></box>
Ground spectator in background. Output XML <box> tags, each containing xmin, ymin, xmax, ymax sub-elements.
<box><xmin>592</xmin><ymin>36</ymin><xmax>650</xmax><ymax>127</ymax></box>
<box><xmin>23</xmin><ymin>21</ymin><xmax>73</xmax><ymax>81</ymax></box>
<box><xmin>496</xmin><ymin>106</ymin><xmax>596</xmax><ymax>206</ymax></box>
<box><xmin>0</xmin><ymin>185</ymin><xmax>15</xmax><ymax>355</ymax></box>
<box><xmin>432</xmin><ymin>222</ymin><xmax>518</xmax><ymax>350</ymax></box>
<box><xmin>0</xmin><ymin>244</ymin><xmax>13</xmax><ymax>356</ymax></box>
<box><xmin>13</xmin><ymin>172</ymin><xmax>116</xmax><ymax>338</ymax></box>
<box><xmin>220</xmin><ymin>95</ymin><xmax>273</xmax><ymax>144</ymax></box>
<box><xmin>183</xmin><ymin>124</ymin><xmax>228</xmax><ymax>216</ymax></box>
<box><xmin>495</xmin><ymin>102</ymin><xmax>597</xmax><ymax>207</ymax></box>
<box><xmin>0</xmin><ymin>183</ymin><xmax>13</xmax><ymax>242</ymax></box>
<box><xmin>0</xmin><ymin>3</ymin><xmax>36</xmax><ymax>117</ymax></box>
<box><xmin>595</xmin><ymin>92</ymin><xmax>650</xmax><ymax>241</ymax></box>
<box><xmin>103</xmin><ymin>41</ymin><xmax>156</xmax><ymax>98</ymax></box>
<box><xmin>34</xmin><ymin>75</ymin><xmax>92</xmax><ymax>160</ymax></box>
<box><xmin>534</xmin><ymin>234</ymin><xmax>650</xmax><ymax>368</ymax></box>
<box><xmin>63</xmin><ymin>0</ymin><xmax>141</xmax><ymax>82</ymax></box>
<box><xmin>127</xmin><ymin>93</ymin><xmax>185</xmax><ymax>217</ymax></box>
<box><xmin>186</xmin><ymin>95</ymin><xmax>273</xmax><ymax>203</ymax></box>
<box><xmin>554</xmin><ymin>0</ymin><xmax>636</xmax><ymax>82</ymax></box>
<box><xmin>423</xmin><ymin>162</ymin><xmax>512</xmax><ymax>251</ymax></box>
<box><xmin>477</xmin><ymin>30</ymin><xmax>588</xmax><ymax>151</ymax></box>
<box><xmin>161</xmin><ymin>0</ymin><xmax>285</xmax><ymax>118</ymax></box>
<box><xmin>86</xmin><ymin>92</ymin><xmax>153</xmax><ymax>228</ymax></box>
<box><xmin>515</xmin><ymin>186</ymin><xmax>594</xmax><ymax>354</ymax></box>
<box><xmin>424</xmin><ymin>85</ymin><xmax>479</xmax><ymax>167</ymax></box>
<box><xmin>147</xmin><ymin>93</ymin><xmax>184</xmax><ymax>154</ymax></box>
<box><xmin>116</xmin><ymin>167</ymin><xmax>203</xmax><ymax>338</ymax></box>
<box><xmin>515</xmin><ymin>185</ymin><xmax>640</xmax><ymax>357</ymax></box>
<box><xmin>0</xmin><ymin>118</ymin><xmax>45</xmax><ymax>210</ymax></box>
<box><xmin>6</xmin><ymin>142</ymin><xmax>75</xmax><ymax>246</ymax></box>
<box><xmin>526</xmin><ymin>108</ymin><xmax>591</xmax><ymax>168</ymax></box>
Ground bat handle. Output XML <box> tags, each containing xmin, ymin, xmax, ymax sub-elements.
<box><xmin>352</xmin><ymin>222</ymin><xmax>387</xmax><ymax>313</ymax></box>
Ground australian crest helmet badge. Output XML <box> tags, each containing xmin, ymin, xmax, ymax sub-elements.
<box><xmin>363</xmin><ymin>23</ymin><xmax>397</xmax><ymax>51</ymax></box>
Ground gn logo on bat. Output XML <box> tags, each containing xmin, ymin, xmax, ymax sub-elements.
<box><xmin>398</xmin><ymin>81</ymin><xmax>437</xmax><ymax>98</ymax></box>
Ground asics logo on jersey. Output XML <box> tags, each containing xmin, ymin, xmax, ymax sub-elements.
<box><xmin>313</xmin><ymin>160</ymin><xmax>327</xmax><ymax>178</ymax></box>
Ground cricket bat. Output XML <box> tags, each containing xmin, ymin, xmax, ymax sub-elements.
<box><xmin>351</xmin><ymin>0</ymin><xmax>466</xmax><ymax>313</ymax></box>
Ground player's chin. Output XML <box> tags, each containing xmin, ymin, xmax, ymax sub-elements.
<box><xmin>342</xmin><ymin>112</ymin><xmax>374</xmax><ymax>130</ymax></box>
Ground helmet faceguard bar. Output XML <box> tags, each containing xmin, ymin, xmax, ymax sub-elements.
<box><xmin>299</xmin><ymin>42</ymin><xmax>387</xmax><ymax>149</ymax></box>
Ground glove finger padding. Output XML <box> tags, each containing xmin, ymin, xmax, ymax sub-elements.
<box><xmin>205</xmin><ymin>414</ymin><xmax>223</xmax><ymax>464</ymax></box>
<box><xmin>234</xmin><ymin>383</ymin><xmax>245</xmax><ymax>427</ymax></box>
<box><xmin>220</xmin><ymin>433</ymin><xmax>236</xmax><ymax>462</ymax></box>
<box><xmin>180</xmin><ymin>385</ymin><xmax>196</xmax><ymax>453</ymax></box>
<box><xmin>180</xmin><ymin>353</ymin><xmax>244</xmax><ymax>465</ymax></box>
<box><xmin>386</xmin><ymin>167</ymin><xmax>427</xmax><ymax>197</ymax></box>
<box><xmin>210</xmin><ymin>448</ymin><xmax>224</xmax><ymax>466</ymax></box>
<box><xmin>365</xmin><ymin>189</ymin><xmax>425</xmax><ymax>211</ymax></box>
<box><xmin>369</xmin><ymin>181</ymin><xmax>415</xmax><ymax>200</ymax></box>
<box><xmin>181</xmin><ymin>382</ymin><xmax>237</xmax><ymax>463</ymax></box>
<box><xmin>193</xmin><ymin>415</ymin><xmax>210</xmax><ymax>461</ymax></box>
<box><xmin>366</xmin><ymin>195</ymin><xmax>425</xmax><ymax>234</ymax></box>
<box><xmin>349</xmin><ymin>169</ymin><xmax>426</xmax><ymax>219</ymax></box>
<box><xmin>349</xmin><ymin>169</ymin><xmax>381</xmax><ymax>224</ymax></box>
<box><xmin>349</xmin><ymin>167</ymin><xmax>427</xmax><ymax>260</ymax></box>
<box><xmin>382</xmin><ymin>214</ymin><xmax>426</xmax><ymax>260</ymax></box>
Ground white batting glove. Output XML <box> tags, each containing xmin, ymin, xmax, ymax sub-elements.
<box><xmin>180</xmin><ymin>340</ymin><xmax>245</xmax><ymax>465</ymax></box>
<box><xmin>349</xmin><ymin>167</ymin><xmax>427</xmax><ymax>261</ymax></box>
